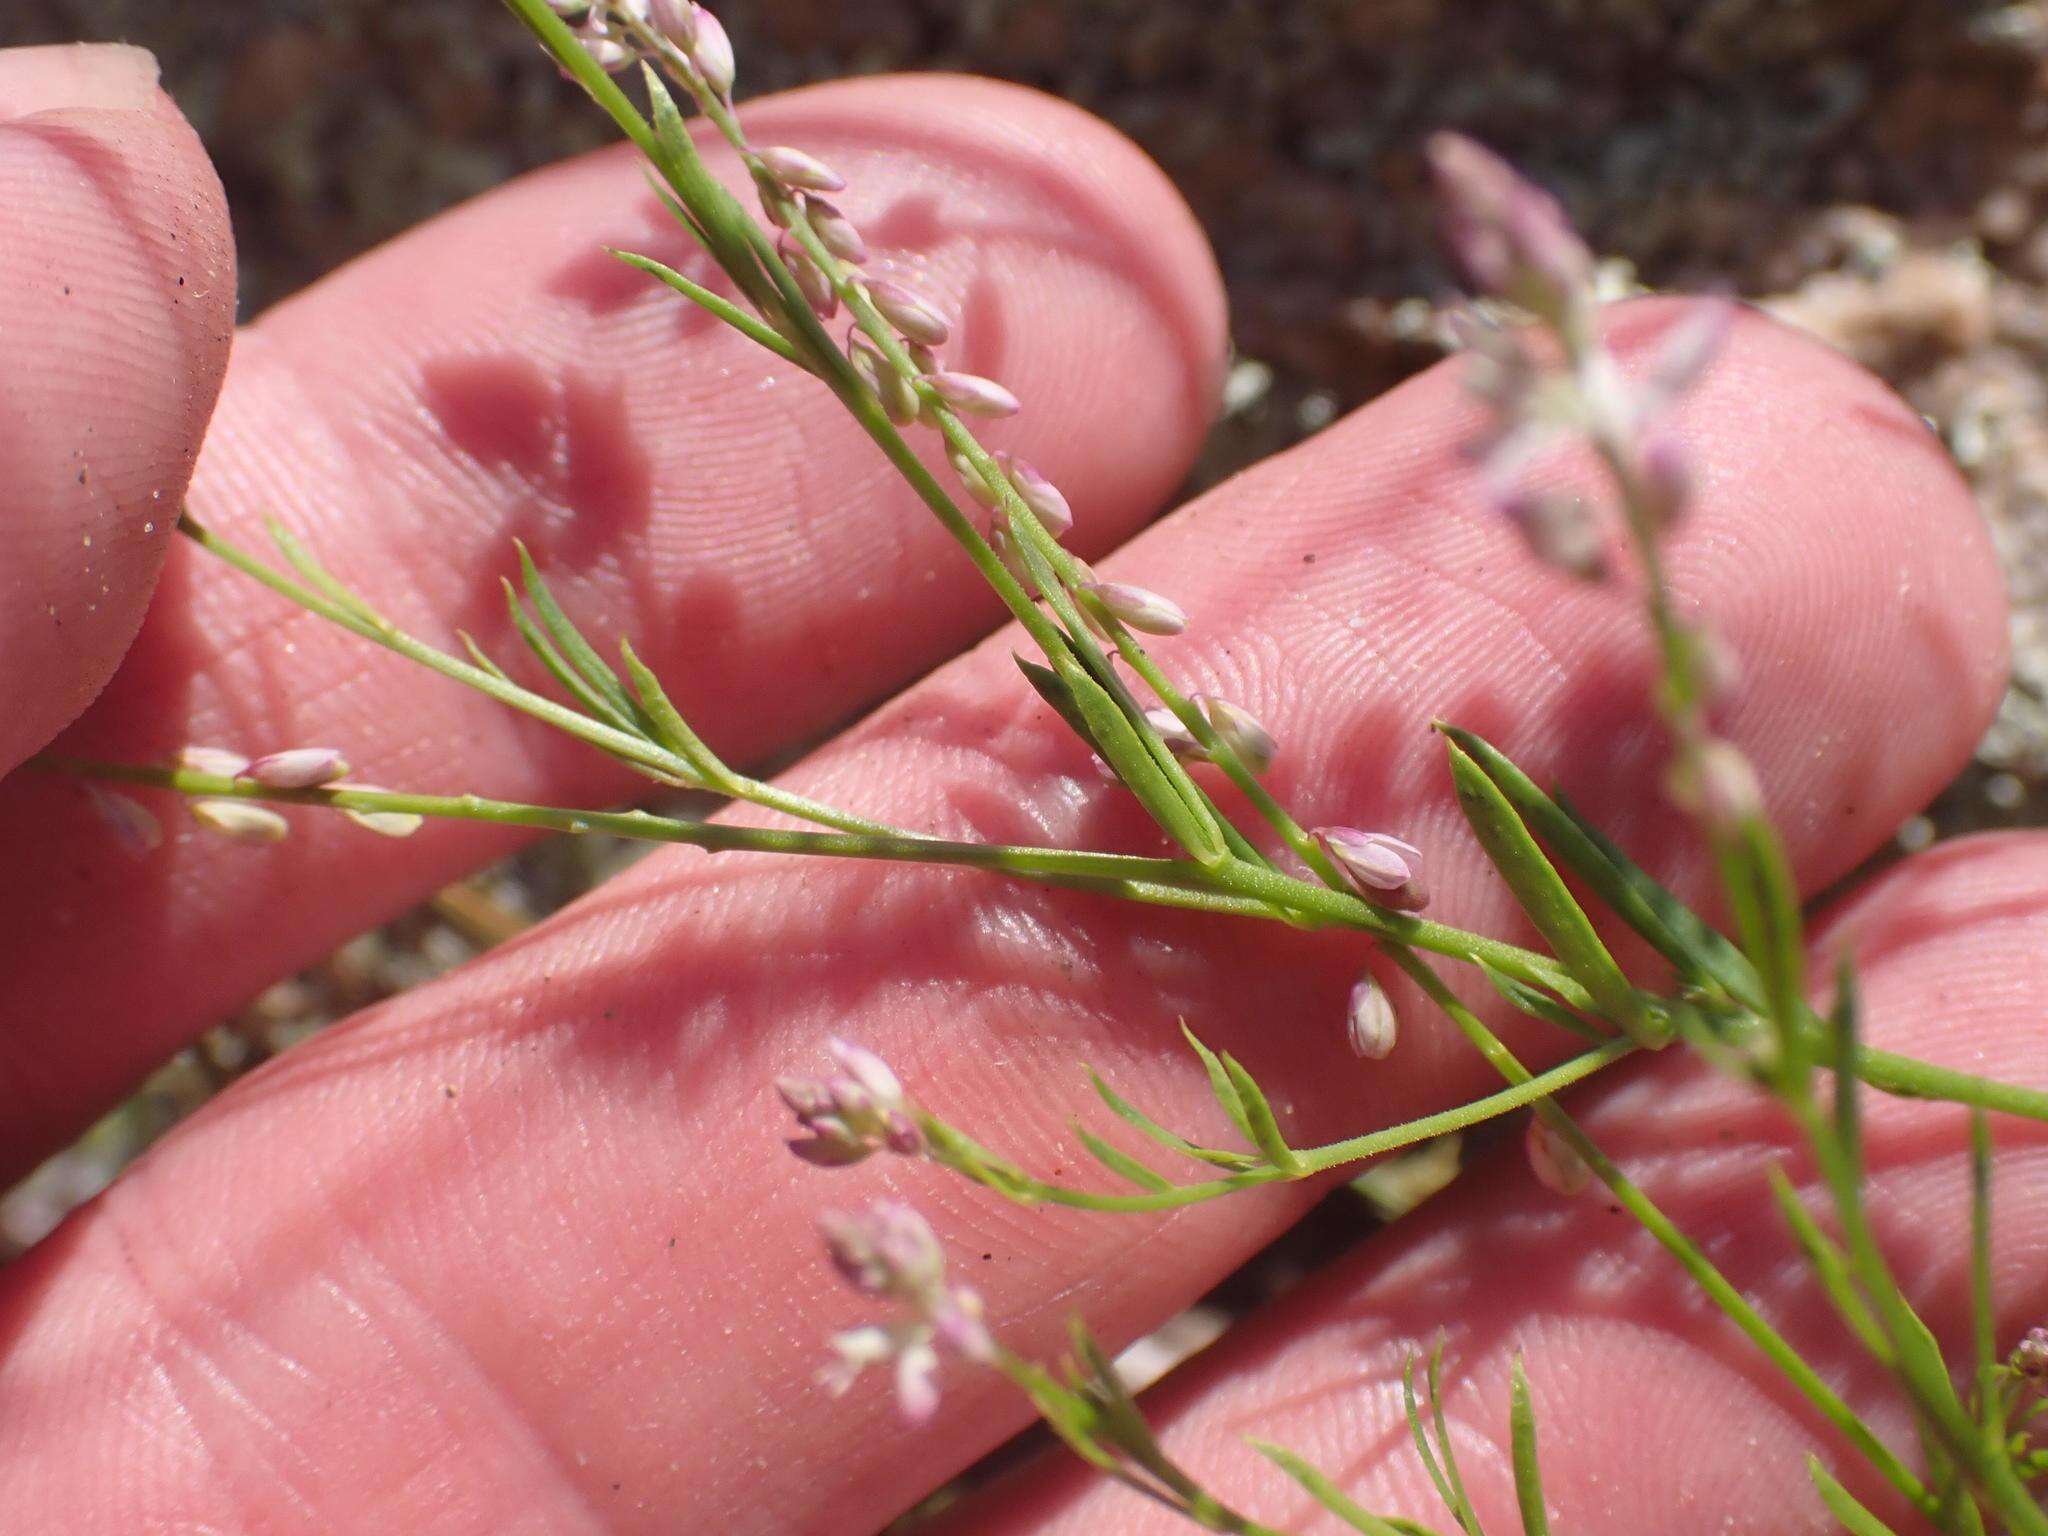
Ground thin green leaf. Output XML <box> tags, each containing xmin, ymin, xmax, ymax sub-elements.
<box><xmin>503</xmin><ymin>579</ymin><xmax>623</xmax><ymax>728</ymax></box>
<box><xmin>515</xmin><ymin>542</ymin><xmax>646</xmax><ymax>731</ymax></box>
<box><xmin>1403</xmin><ymin>1357</ymin><xmax>1477</xmax><ymax>1536</ymax></box>
<box><xmin>268</xmin><ymin>521</ymin><xmax>390</xmax><ymax>629</ymax></box>
<box><xmin>609</xmin><ymin>249</ymin><xmax>803</xmax><ymax>364</ymax></box>
<box><xmin>456</xmin><ymin>630</ymin><xmax>513</xmax><ymax>684</ymax></box>
<box><xmin>1809</xmin><ymin>1459</ymin><xmax>1904</xmax><ymax>1536</ymax></box>
<box><xmin>1766</xmin><ymin>1165</ymin><xmax>1891</xmax><ymax>1363</ymax></box>
<box><xmin>1441</xmin><ymin>724</ymin><xmax>1762</xmax><ymax>1005</ymax></box>
<box><xmin>1443</xmin><ymin>736</ymin><xmax>1659</xmax><ymax>1046</ymax></box>
<box><xmin>637</xmin><ymin>67</ymin><xmax>783</xmax><ymax>321</ymax></box>
<box><xmin>618</xmin><ymin>636</ymin><xmax>722</xmax><ymax>786</ymax></box>
<box><xmin>1251</xmin><ymin>1442</ymin><xmax>1431</xmax><ymax>1536</ymax></box>
<box><xmin>1088</xmin><ymin>1071</ymin><xmax>1260</xmax><ymax>1172</ymax></box>
<box><xmin>1722</xmin><ymin>815</ymin><xmax>1808</xmax><ymax>1046</ymax></box>
<box><xmin>1220</xmin><ymin>1050</ymin><xmax>1301</xmax><ymax>1173</ymax></box>
<box><xmin>1075</xmin><ymin>1127</ymin><xmax>1172</xmax><ymax>1192</ymax></box>
<box><xmin>1970</xmin><ymin>1107</ymin><xmax>2001</xmax><ymax>1443</ymax></box>
<box><xmin>1017</xmin><ymin>655</ymin><xmax>1105</xmax><ymax>757</ymax></box>
<box><xmin>1426</xmin><ymin>1349</ymin><xmax>1485</xmax><ymax>1536</ymax></box>
<box><xmin>1508</xmin><ymin>1357</ymin><xmax>1550</xmax><ymax>1536</ymax></box>
<box><xmin>1181</xmin><ymin>1024</ymin><xmax>1255</xmax><ymax>1144</ymax></box>
<box><xmin>1477</xmin><ymin>960</ymin><xmax>1608</xmax><ymax>1042</ymax></box>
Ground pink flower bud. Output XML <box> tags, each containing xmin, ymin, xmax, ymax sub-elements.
<box><xmin>584</xmin><ymin>35</ymin><xmax>635</xmax><ymax>72</ymax></box>
<box><xmin>2016</xmin><ymin>1326</ymin><xmax>2048</xmax><ymax>1380</ymax></box>
<box><xmin>1426</xmin><ymin>132</ymin><xmax>1592</xmax><ymax>320</ymax></box>
<box><xmin>923</xmin><ymin>371</ymin><xmax>1020</xmax><ymax>419</ymax></box>
<box><xmin>648</xmin><ymin>0</ymin><xmax>697</xmax><ymax>47</ymax></box>
<box><xmin>778</xmin><ymin>234</ymin><xmax>838</xmax><ymax>319</ymax></box>
<box><xmin>805</xmin><ymin>198</ymin><xmax>868</xmax><ymax>265</ymax></box>
<box><xmin>685</xmin><ymin>4</ymin><xmax>734</xmax><ymax>95</ymax></box>
<box><xmin>1315</xmin><ymin>827</ymin><xmax>1428</xmax><ymax>911</ymax></box>
<box><xmin>1197</xmin><ymin>695</ymin><xmax>1278</xmax><ymax>776</ymax></box>
<box><xmin>865</xmin><ymin>279</ymin><xmax>952</xmax><ymax>347</ymax></box>
<box><xmin>1000</xmin><ymin>455</ymin><xmax>1073</xmax><ymax>538</ymax></box>
<box><xmin>1346</xmin><ymin>973</ymin><xmax>1398</xmax><ymax>1059</ymax></box>
<box><xmin>1500</xmin><ymin>491</ymin><xmax>1607</xmax><ymax>582</ymax></box>
<box><xmin>849</xmin><ymin>332</ymin><xmax>920</xmax><ymax>424</ymax></box>
<box><xmin>240</xmin><ymin>747</ymin><xmax>349</xmax><ymax>789</ymax></box>
<box><xmin>952</xmin><ymin>449</ymin><xmax>1002</xmax><ymax>508</ymax></box>
<box><xmin>1526</xmin><ymin>1115</ymin><xmax>1592</xmax><ymax>1197</ymax></box>
<box><xmin>190</xmin><ymin>799</ymin><xmax>290</xmax><ymax>845</ymax></box>
<box><xmin>1079</xmin><ymin>581</ymin><xmax>1187</xmax><ymax>636</ymax></box>
<box><xmin>1670</xmin><ymin>738</ymin><xmax>1764</xmax><ymax>836</ymax></box>
<box><xmin>85</xmin><ymin>785</ymin><xmax>162</xmax><ymax>859</ymax></box>
<box><xmin>1143</xmin><ymin>707</ymin><xmax>1205</xmax><ymax>759</ymax></box>
<box><xmin>341</xmin><ymin>792</ymin><xmax>423</xmax><ymax>839</ymax></box>
<box><xmin>757</xmin><ymin>144</ymin><xmax>846</xmax><ymax>194</ymax></box>
<box><xmin>1635</xmin><ymin>434</ymin><xmax>1689</xmax><ymax>531</ymax></box>
<box><xmin>177</xmin><ymin>745</ymin><xmax>250</xmax><ymax>778</ymax></box>
<box><xmin>1645</xmin><ymin>299</ymin><xmax>1735</xmax><ymax>413</ymax></box>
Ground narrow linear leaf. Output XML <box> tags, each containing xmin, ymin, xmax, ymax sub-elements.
<box><xmin>1058</xmin><ymin>654</ymin><xmax>1227</xmax><ymax>866</ymax></box>
<box><xmin>503</xmin><ymin>580</ymin><xmax>629</xmax><ymax>730</ymax></box>
<box><xmin>1809</xmin><ymin>1459</ymin><xmax>1904</xmax><ymax>1536</ymax></box>
<box><xmin>1089</xmin><ymin>1070</ymin><xmax>1260</xmax><ymax>1172</ymax></box>
<box><xmin>619</xmin><ymin>637</ymin><xmax>722</xmax><ymax>786</ymax></box>
<box><xmin>1402</xmin><ymin>1358</ymin><xmax>1473</xmax><ymax>1536</ymax></box>
<box><xmin>610</xmin><ymin>249</ymin><xmax>802</xmax><ymax>364</ymax></box>
<box><xmin>516</xmin><ymin>542</ymin><xmax>645</xmax><ymax>730</ymax></box>
<box><xmin>1181</xmin><ymin>1024</ymin><xmax>1254</xmax><ymax>1144</ymax></box>
<box><xmin>1477</xmin><ymin>960</ymin><xmax>1608</xmax><ymax>1042</ymax></box>
<box><xmin>1766</xmin><ymin>1165</ymin><xmax>1891</xmax><ymax>1363</ymax></box>
<box><xmin>1251</xmin><ymin>1442</ymin><xmax>1430</xmax><ymax>1536</ymax></box>
<box><xmin>268</xmin><ymin>521</ymin><xmax>390</xmax><ymax>629</ymax></box>
<box><xmin>1220</xmin><ymin>1050</ymin><xmax>1301</xmax><ymax>1173</ymax></box>
<box><xmin>1017</xmin><ymin>655</ymin><xmax>1106</xmax><ymax>757</ymax></box>
<box><xmin>1446</xmin><ymin>736</ymin><xmax>1658</xmax><ymax>1047</ymax></box>
<box><xmin>1969</xmin><ymin>1107</ymin><xmax>2001</xmax><ymax>1440</ymax></box>
<box><xmin>1075</xmin><ymin>1127</ymin><xmax>1172</xmax><ymax>1192</ymax></box>
<box><xmin>456</xmin><ymin>630</ymin><xmax>514</xmax><ymax>685</ymax></box>
<box><xmin>1425</xmin><ymin>1349</ymin><xmax>1485</xmax><ymax>1536</ymax></box>
<box><xmin>1508</xmin><ymin>1357</ymin><xmax>1551</xmax><ymax>1536</ymax></box>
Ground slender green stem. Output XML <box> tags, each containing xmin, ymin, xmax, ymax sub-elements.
<box><xmin>1385</xmin><ymin>944</ymin><xmax>1938</xmax><ymax>1517</ymax></box>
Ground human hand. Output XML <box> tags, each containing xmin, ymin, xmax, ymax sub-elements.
<box><xmin>1</xmin><ymin>38</ymin><xmax>2041</xmax><ymax>1536</ymax></box>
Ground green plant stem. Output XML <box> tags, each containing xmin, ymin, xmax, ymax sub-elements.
<box><xmin>1384</xmin><ymin>944</ymin><xmax>1938</xmax><ymax>1518</ymax></box>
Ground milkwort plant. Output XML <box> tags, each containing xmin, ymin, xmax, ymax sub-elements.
<box><xmin>38</xmin><ymin>3</ymin><xmax>2048</xmax><ymax>1530</ymax></box>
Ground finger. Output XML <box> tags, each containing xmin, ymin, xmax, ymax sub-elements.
<box><xmin>0</xmin><ymin>72</ymin><xmax>1228</xmax><ymax>1170</ymax></box>
<box><xmin>0</xmin><ymin>306</ymin><xmax>2004</xmax><ymax>1533</ymax></box>
<box><xmin>0</xmin><ymin>44</ymin><xmax>232</xmax><ymax>773</ymax></box>
<box><xmin>956</xmin><ymin>831</ymin><xmax>2048</xmax><ymax>1536</ymax></box>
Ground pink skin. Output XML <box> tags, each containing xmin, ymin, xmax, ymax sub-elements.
<box><xmin>0</xmin><ymin>42</ymin><xmax>2028</xmax><ymax>1536</ymax></box>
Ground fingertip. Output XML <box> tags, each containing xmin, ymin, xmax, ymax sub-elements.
<box><xmin>0</xmin><ymin>42</ymin><xmax>234</xmax><ymax>772</ymax></box>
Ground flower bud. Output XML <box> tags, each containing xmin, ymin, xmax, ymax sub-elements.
<box><xmin>1500</xmin><ymin>491</ymin><xmax>1607</xmax><ymax>582</ymax></box>
<box><xmin>952</xmin><ymin>448</ymin><xmax>1002</xmax><ymax>509</ymax></box>
<box><xmin>1426</xmin><ymin>132</ymin><xmax>1592</xmax><ymax>322</ymax></box>
<box><xmin>805</xmin><ymin>198</ymin><xmax>868</xmax><ymax>265</ymax></box>
<box><xmin>584</xmin><ymin>35</ymin><xmax>636</xmax><ymax>72</ymax></box>
<box><xmin>848</xmin><ymin>333</ymin><xmax>919</xmax><ymax>425</ymax></box>
<box><xmin>1669</xmin><ymin>737</ymin><xmax>1764</xmax><ymax>836</ymax></box>
<box><xmin>1526</xmin><ymin>1115</ymin><xmax>1592</xmax><ymax>1197</ymax></box>
<box><xmin>342</xmin><ymin>796</ymin><xmax>424</xmax><ymax>838</ymax></box>
<box><xmin>757</xmin><ymin>145</ymin><xmax>846</xmax><ymax>194</ymax></box>
<box><xmin>1315</xmin><ymin>827</ymin><xmax>1428</xmax><ymax>911</ymax></box>
<box><xmin>85</xmin><ymin>785</ymin><xmax>162</xmax><ymax>859</ymax></box>
<box><xmin>177</xmin><ymin>745</ymin><xmax>250</xmax><ymax>778</ymax></box>
<box><xmin>2016</xmin><ymin>1326</ymin><xmax>2048</xmax><ymax>1380</ymax></box>
<box><xmin>1142</xmin><ymin>707</ymin><xmax>1205</xmax><ymax>759</ymax></box>
<box><xmin>685</xmin><ymin>4</ymin><xmax>734</xmax><ymax>95</ymax></box>
<box><xmin>778</xmin><ymin>234</ymin><xmax>838</xmax><ymax>319</ymax></box>
<box><xmin>240</xmin><ymin>747</ymin><xmax>350</xmax><ymax>789</ymax></box>
<box><xmin>865</xmin><ymin>279</ymin><xmax>952</xmax><ymax>347</ymax></box>
<box><xmin>1000</xmin><ymin>456</ymin><xmax>1073</xmax><ymax>538</ymax></box>
<box><xmin>1078</xmin><ymin>581</ymin><xmax>1186</xmax><ymax>637</ymax></box>
<box><xmin>1345</xmin><ymin>973</ymin><xmax>1398</xmax><ymax>1059</ymax></box>
<box><xmin>190</xmin><ymin>799</ymin><xmax>290</xmax><ymax>844</ymax></box>
<box><xmin>1197</xmin><ymin>695</ymin><xmax>1278</xmax><ymax>775</ymax></box>
<box><xmin>923</xmin><ymin>371</ymin><xmax>1020</xmax><ymax>419</ymax></box>
<box><xmin>648</xmin><ymin>0</ymin><xmax>697</xmax><ymax>46</ymax></box>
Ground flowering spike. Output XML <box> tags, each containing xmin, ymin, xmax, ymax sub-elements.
<box><xmin>85</xmin><ymin>785</ymin><xmax>162</xmax><ymax>859</ymax></box>
<box><xmin>240</xmin><ymin>747</ymin><xmax>349</xmax><ymax>789</ymax></box>
<box><xmin>757</xmin><ymin>145</ymin><xmax>846</xmax><ymax>194</ymax></box>
<box><xmin>684</xmin><ymin>4</ymin><xmax>734</xmax><ymax>96</ymax></box>
<box><xmin>1426</xmin><ymin>133</ymin><xmax>1591</xmax><ymax>322</ymax></box>
<box><xmin>1346</xmin><ymin>973</ymin><xmax>1398</xmax><ymax>1059</ymax></box>
<box><xmin>780</xmin><ymin>1040</ymin><xmax>923</xmax><ymax>1163</ymax></box>
<box><xmin>923</xmin><ymin>371</ymin><xmax>1020</xmax><ymax>419</ymax></box>
<box><xmin>805</xmin><ymin>198</ymin><xmax>868</xmax><ymax>265</ymax></box>
<box><xmin>190</xmin><ymin>799</ymin><xmax>290</xmax><ymax>845</ymax></box>
<box><xmin>1526</xmin><ymin>1115</ymin><xmax>1593</xmax><ymax>1197</ymax></box>
<box><xmin>1078</xmin><ymin>581</ymin><xmax>1186</xmax><ymax>637</ymax></box>
<box><xmin>1315</xmin><ymin>827</ymin><xmax>1428</xmax><ymax>912</ymax></box>
<box><xmin>1000</xmin><ymin>456</ymin><xmax>1073</xmax><ymax>538</ymax></box>
<box><xmin>1198</xmin><ymin>695</ymin><xmax>1278</xmax><ymax>776</ymax></box>
<box><xmin>865</xmin><ymin>279</ymin><xmax>952</xmax><ymax>347</ymax></box>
